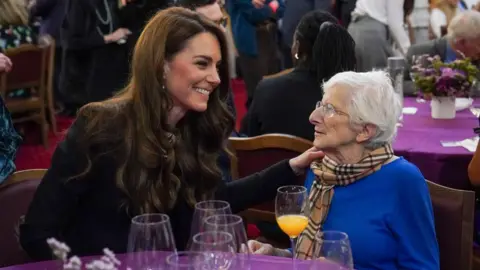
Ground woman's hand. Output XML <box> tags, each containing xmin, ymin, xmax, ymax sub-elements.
<box><xmin>247</xmin><ymin>240</ymin><xmax>292</xmax><ymax>257</ymax></box>
<box><xmin>0</xmin><ymin>53</ymin><xmax>12</xmax><ymax>73</ymax></box>
<box><xmin>289</xmin><ymin>147</ymin><xmax>324</xmax><ymax>175</ymax></box>
<box><xmin>104</xmin><ymin>28</ymin><xmax>132</xmax><ymax>43</ymax></box>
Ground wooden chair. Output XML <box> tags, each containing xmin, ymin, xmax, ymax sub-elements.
<box><xmin>0</xmin><ymin>43</ymin><xmax>52</xmax><ymax>147</ymax></box>
<box><xmin>262</xmin><ymin>68</ymin><xmax>293</xmax><ymax>80</ymax></box>
<box><xmin>0</xmin><ymin>169</ymin><xmax>46</xmax><ymax>267</ymax></box>
<box><xmin>229</xmin><ymin>134</ymin><xmax>312</xmax><ymax>223</ymax></box>
<box><xmin>43</xmin><ymin>37</ymin><xmax>57</xmax><ymax>134</ymax></box>
<box><xmin>426</xmin><ymin>180</ymin><xmax>475</xmax><ymax>270</ymax></box>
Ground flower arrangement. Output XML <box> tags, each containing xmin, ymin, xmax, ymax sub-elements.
<box><xmin>410</xmin><ymin>54</ymin><xmax>479</xmax><ymax>99</ymax></box>
<box><xmin>47</xmin><ymin>238</ymin><xmax>124</xmax><ymax>270</ymax></box>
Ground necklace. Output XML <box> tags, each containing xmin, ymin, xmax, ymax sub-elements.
<box><xmin>95</xmin><ymin>0</ymin><xmax>113</xmax><ymax>36</ymax></box>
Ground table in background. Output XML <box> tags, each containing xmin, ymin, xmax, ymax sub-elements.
<box><xmin>0</xmin><ymin>254</ymin><xmax>337</xmax><ymax>270</ymax></box>
<box><xmin>393</xmin><ymin>97</ymin><xmax>479</xmax><ymax>190</ymax></box>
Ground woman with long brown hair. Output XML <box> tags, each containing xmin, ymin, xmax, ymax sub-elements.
<box><xmin>19</xmin><ymin>7</ymin><xmax>321</xmax><ymax>260</ymax></box>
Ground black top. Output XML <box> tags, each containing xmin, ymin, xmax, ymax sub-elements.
<box><xmin>240</xmin><ymin>68</ymin><xmax>322</xmax><ymax>141</ymax></box>
<box><xmin>19</xmin><ymin>117</ymin><xmax>297</xmax><ymax>261</ymax></box>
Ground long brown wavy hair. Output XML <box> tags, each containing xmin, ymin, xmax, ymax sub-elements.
<box><xmin>75</xmin><ymin>7</ymin><xmax>234</xmax><ymax>215</ymax></box>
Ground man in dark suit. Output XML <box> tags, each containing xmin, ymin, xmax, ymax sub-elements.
<box><xmin>404</xmin><ymin>11</ymin><xmax>480</xmax><ymax>95</ymax></box>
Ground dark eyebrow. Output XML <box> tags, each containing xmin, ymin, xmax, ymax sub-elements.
<box><xmin>194</xmin><ymin>55</ymin><xmax>213</xmax><ymax>62</ymax></box>
<box><xmin>194</xmin><ymin>55</ymin><xmax>222</xmax><ymax>65</ymax></box>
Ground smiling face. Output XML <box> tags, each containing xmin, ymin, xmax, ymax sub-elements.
<box><xmin>164</xmin><ymin>32</ymin><xmax>222</xmax><ymax>112</ymax></box>
<box><xmin>309</xmin><ymin>85</ymin><xmax>360</xmax><ymax>151</ymax></box>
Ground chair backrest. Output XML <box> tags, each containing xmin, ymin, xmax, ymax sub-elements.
<box><xmin>0</xmin><ymin>169</ymin><xmax>46</xmax><ymax>267</ymax></box>
<box><xmin>229</xmin><ymin>134</ymin><xmax>312</xmax><ymax>222</ymax></box>
<box><xmin>0</xmin><ymin>44</ymin><xmax>48</xmax><ymax>100</ymax></box>
<box><xmin>426</xmin><ymin>180</ymin><xmax>475</xmax><ymax>270</ymax></box>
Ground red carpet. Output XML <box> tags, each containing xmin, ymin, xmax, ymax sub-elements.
<box><xmin>14</xmin><ymin>79</ymin><xmax>248</xmax><ymax>170</ymax></box>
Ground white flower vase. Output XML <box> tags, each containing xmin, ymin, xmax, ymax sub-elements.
<box><xmin>431</xmin><ymin>96</ymin><xmax>456</xmax><ymax>119</ymax></box>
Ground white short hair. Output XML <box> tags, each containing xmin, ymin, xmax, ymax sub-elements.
<box><xmin>447</xmin><ymin>11</ymin><xmax>480</xmax><ymax>41</ymax></box>
<box><xmin>322</xmin><ymin>70</ymin><xmax>401</xmax><ymax>149</ymax></box>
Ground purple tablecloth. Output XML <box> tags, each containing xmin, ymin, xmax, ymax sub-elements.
<box><xmin>393</xmin><ymin>97</ymin><xmax>479</xmax><ymax>190</ymax></box>
<box><xmin>0</xmin><ymin>254</ymin><xmax>339</xmax><ymax>270</ymax></box>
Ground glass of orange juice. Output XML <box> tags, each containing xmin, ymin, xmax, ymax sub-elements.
<box><xmin>275</xmin><ymin>185</ymin><xmax>309</xmax><ymax>262</ymax></box>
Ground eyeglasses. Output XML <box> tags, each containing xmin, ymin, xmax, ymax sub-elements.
<box><xmin>315</xmin><ymin>101</ymin><xmax>349</xmax><ymax>118</ymax></box>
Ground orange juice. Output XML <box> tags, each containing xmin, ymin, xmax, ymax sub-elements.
<box><xmin>276</xmin><ymin>215</ymin><xmax>308</xmax><ymax>238</ymax></box>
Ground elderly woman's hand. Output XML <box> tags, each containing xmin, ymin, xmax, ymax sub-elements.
<box><xmin>247</xmin><ymin>240</ymin><xmax>292</xmax><ymax>257</ymax></box>
<box><xmin>0</xmin><ymin>53</ymin><xmax>12</xmax><ymax>73</ymax></box>
<box><xmin>289</xmin><ymin>147</ymin><xmax>324</xmax><ymax>174</ymax></box>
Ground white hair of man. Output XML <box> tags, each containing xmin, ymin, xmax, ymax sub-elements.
<box><xmin>447</xmin><ymin>10</ymin><xmax>480</xmax><ymax>41</ymax></box>
<box><xmin>322</xmin><ymin>70</ymin><xmax>402</xmax><ymax>149</ymax></box>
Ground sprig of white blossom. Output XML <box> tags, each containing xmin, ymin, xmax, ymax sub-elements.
<box><xmin>47</xmin><ymin>238</ymin><xmax>121</xmax><ymax>270</ymax></box>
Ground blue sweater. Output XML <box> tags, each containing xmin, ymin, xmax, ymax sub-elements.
<box><xmin>227</xmin><ymin>0</ymin><xmax>285</xmax><ymax>57</ymax></box>
<box><xmin>304</xmin><ymin>157</ymin><xmax>439</xmax><ymax>270</ymax></box>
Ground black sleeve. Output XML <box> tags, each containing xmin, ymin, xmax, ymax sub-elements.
<box><xmin>216</xmin><ymin>160</ymin><xmax>297</xmax><ymax>213</ymax></box>
<box><xmin>19</xmin><ymin>117</ymin><xmax>92</xmax><ymax>261</ymax></box>
<box><xmin>62</xmin><ymin>0</ymin><xmax>105</xmax><ymax>50</ymax></box>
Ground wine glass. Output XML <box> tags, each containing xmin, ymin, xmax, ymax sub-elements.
<box><xmin>190</xmin><ymin>231</ymin><xmax>236</xmax><ymax>270</ymax></box>
<box><xmin>165</xmin><ymin>251</ymin><xmax>209</xmax><ymax>270</ymax></box>
<box><xmin>126</xmin><ymin>214</ymin><xmax>176</xmax><ymax>270</ymax></box>
<box><xmin>189</xmin><ymin>200</ymin><xmax>232</xmax><ymax>247</ymax></box>
<box><xmin>311</xmin><ymin>231</ymin><xmax>353</xmax><ymax>270</ymax></box>
<box><xmin>204</xmin><ymin>214</ymin><xmax>250</xmax><ymax>269</ymax></box>
<box><xmin>275</xmin><ymin>186</ymin><xmax>309</xmax><ymax>262</ymax></box>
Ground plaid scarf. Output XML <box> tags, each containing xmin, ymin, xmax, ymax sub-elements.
<box><xmin>295</xmin><ymin>144</ymin><xmax>394</xmax><ymax>259</ymax></box>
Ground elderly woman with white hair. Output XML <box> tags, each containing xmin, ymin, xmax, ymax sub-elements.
<box><xmin>248</xmin><ymin>71</ymin><xmax>440</xmax><ymax>269</ymax></box>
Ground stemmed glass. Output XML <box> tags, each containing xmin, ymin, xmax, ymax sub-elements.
<box><xmin>204</xmin><ymin>214</ymin><xmax>250</xmax><ymax>269</ymax></box>
<box><xmin>127</xmin><ymin>214</ymin><xmax>177</xmax><ymax>270</ymax></box>
<box><xmin>190</xmin><ymin>231</ymin><xmax>237</xmax><ymax>270</ymax></box>
<box><xmin>275</xmin><ymin>186</ymin><xmax>309</xmax><ymax>264</ymax></box>
<box><xmin>189</xmin><ymin>200</ymin><xmax>232</xmax><ymax>245</ymax></box>
<box><xmin>165</xmin><ymin>251</ymin><xmax>209</xmax><ymax>270</ymax></box>
<box><xmin>311</xmin><ymin>231</ymin><xmax>354</xmax><ymax>270</ymax></box>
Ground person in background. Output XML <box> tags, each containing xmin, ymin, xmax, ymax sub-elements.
<box><xmin>118</xmin><ymin>0</ymin><xmax>172</xmax><ymax>49</ymax></box>
<box><xmin>59</xmin><ymin>0</ymin><xmax>132</xmax><ymax>116</ymax></box>
<box><xmin>240</xmin><ymin>11</ymin><xmax>356</xmax><ymax>141</ymax></box>
<box><xmin>280</xmin><ymin>0</ymin><xmax>333</xmax><ymax>69</ymax></box>
<box><xmin>19</xmin><ymin>7</ymin><xmax>322</xmax><ymax>260</ymax></box>
<box><xmin>333</xmin><ymin>0</ymin><xmax>357</xmax><ymax>28</ymax></box>
<box><xmin>247</xmin><ymin>70</ymin><xmax>439</xmax><ymax>270</ymax></box>
<box><xmin>404</xmin><ymin>11</ymin><xmax>480</xmax><ymax>95</ymax></box>
<box><xmin>29</xmin><ymin>0</ymin><xmax>67</xmax><ymax>109</ymax></box>
<box><xmin>430</xmin><ymin>0</ymin><xmax>468</xmax><ymax>39</ymax></box>
<box><xmin>0</xmin><ymin>0</ymin><xmax>39</xmax><ymax>52</ymax></box>
<box><xmin>0</xmin><ymin>53</ymin><xmax>23</xmax><ymax>183</ymax></box>
<box><xmin>348</xmin><ymin>0</ymin><xmax>411</xmax><ymax>72</ymax></box>
<box><xmin>227</xmin><ymin>0</ymin><xmax>285</xmax><ymax>108</ymax></box>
